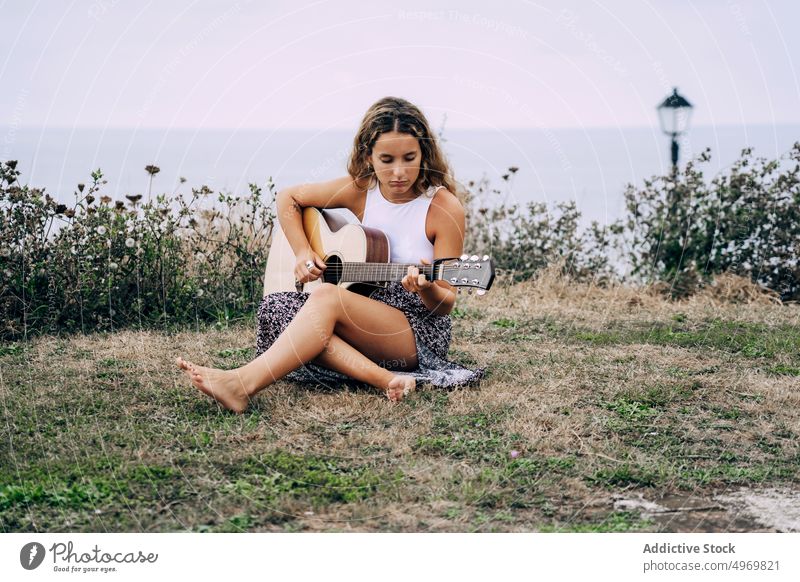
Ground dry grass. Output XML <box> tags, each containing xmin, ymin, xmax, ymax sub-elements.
<box><xmin>2</xmin><ymin>269</ymin><xmax>799</xmax><ymax>532</ymax></box>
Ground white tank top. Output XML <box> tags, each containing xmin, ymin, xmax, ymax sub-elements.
<box><xmin>361</xmin><ymin>181</ymin><xmax>443</xmax><ymax>264</ymax></box>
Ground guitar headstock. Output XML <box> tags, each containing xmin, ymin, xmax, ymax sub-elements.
<box><xmin>434</xmin><ymin>255</ymin><xmax>495</xmax><ymax>295</ymax></box>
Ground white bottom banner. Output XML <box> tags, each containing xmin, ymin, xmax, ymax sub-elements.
<box><xmin>2</xmin><ymin>533</ymin><xmax>798</xmax><ymax>581</ymax></box>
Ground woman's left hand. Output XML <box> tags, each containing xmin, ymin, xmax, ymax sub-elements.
<box><xmin>401</xmin><ymin>257</ymin><xmax>433</xmax><ymax>295</ymax></box>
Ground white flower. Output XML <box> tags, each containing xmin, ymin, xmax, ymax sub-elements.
<box><xmin>125</xmin><ymin>238</ymin><xmax>135</xmax><ymax>248</ymax></box>
<box><xmin>96</xmin><ymin>226</ymin><xmax>107</xmax><ymax>235</ymax></box>
<box><xmin>741</xmin><ymin>261</ymin><xmax>752</xmax><ymax>270</ymax></box>
<box><xmin>109</xmin><ymin>262</ymin><xmax>118</xmax><ymax>271</ymax></box>
<box><xmin>196</xmin><ymin>289</ymin><xmax>204</xmax><ymax>297</ymax></box>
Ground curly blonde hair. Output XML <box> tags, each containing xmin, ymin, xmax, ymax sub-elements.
<box><xmin>347</xmin><ymin>97</ymin><xmax>459</xmax><ymax>199</ymax></box>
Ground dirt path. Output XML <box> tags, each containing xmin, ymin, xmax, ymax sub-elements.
<box><xmin>613</xmin><ymin>488</ymin><xmax>800</xmax><ymax>532</ymax></box>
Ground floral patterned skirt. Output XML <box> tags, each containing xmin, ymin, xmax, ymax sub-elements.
<box><xmin>255</xmin><ymin>282</ymin><xmax>485</xmax><ymax>388</ymax></box>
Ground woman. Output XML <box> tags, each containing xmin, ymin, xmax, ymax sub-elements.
<box><xmin>177</xmin><ymin>96</ymin><xmax>485</xmax><ymax>413</ymax></box>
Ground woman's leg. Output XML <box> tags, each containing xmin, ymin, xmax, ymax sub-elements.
<box><xmin>310</xmin><ymin>333</ymin><xmax>391</xmax><ymax>383</ymax></box>
<box><xmin>177</xmin><ymin>284</ymin><xmax>418</xmax><ymax>412</ymax></box>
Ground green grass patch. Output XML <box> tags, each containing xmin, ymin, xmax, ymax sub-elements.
<box><xmin>540</xmin><ymin>511</ymin><xmax>653</xmax><ymax>532</ymax></box>
<box><xmin>568</xmin><ymin>319</ymin><xmax>800</xmax><ymax>360</ymax></box>
<box><xmin>457</xmin><ymin>457</ymin><xmax>547</xmax><ymax>509</ymax></box>
<box><xmin>0</xmin><ymin>343</ymin><xmax>25</xmax><ymax>357</ymax></box>
<box><xmin>216</xmin><ymin>347</ymin><xmax>253</xmax><ymax>359</ymax></box>
<box><xmin>446</xmin><ymin>348</ymin><xmax>478</xmax><ymax>366</ymax></box>
<box><xmin>214</xmin><ymin>347</ymin><xmax>254</xmax><ymax>369</ymax></box>
<box><xmin>605</xmin><ymin>398</ymin><xmax>661</xmax><ymax>423</ymax></box>
<box><xmin>601</xmin><ymin>383</ymin><xmax>699</xmax><ymax>435</ymax></box>
<box><xmin>0</xmin><ymin>462</ymin><xmax>181</xmax><ymax>512</ymax></box>
<box><xmin>415</xmin><ymin>434</ymin><xmax>507</xmax><ymax>461</ymax></box>
<box><xmin>588</xmin><ymin>464</ymin><xmax>660</xmax><ymax>488</ymax></box>
<box><xmin>206</xmin><ymin>513</ymin><xmax>255</xmax><ymax>533</ymax></box>
<box><xmin>451</xmin><ymin>307</ymin><xmax>483</xmax><ymax>320</ymax></box>
<box><xmin>226</xmin><ymin>450</ymin><xmax>396</xmax><ymax>505</ymax></box>
<box><xmin>414</xmin><ymin>408</ymin><xmax>518</xmax><ymax>462</ymax></box>
<box><xmin>765</xmin><ymin>364</ymin><xmax>800</xmax><ymax>376</ymax></box>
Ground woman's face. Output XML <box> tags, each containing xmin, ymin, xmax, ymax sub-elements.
<box><xmin>369</xmin><ymin>131</ymin><xmax>422</xmax><ymax>195</ymax></box>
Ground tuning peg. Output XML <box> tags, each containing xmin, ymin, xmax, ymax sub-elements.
<box><xmin>469</xmin><ymin>255</ymin><xmax>479</xmax><ymax>261</ymax></box>
<box><xmin>476</xmin><ymin>289</ymin><xmax>486</xmax><ymax>296</ymax></box>
<box><xmin>460</xmin><ymin>254</ymin><xmax>468</xmax><ymax>261</ymax></box>
<box><xmin>482</xmin><ymin>255</ymin><xmax>489</xmax><ymax>261</ymax></box>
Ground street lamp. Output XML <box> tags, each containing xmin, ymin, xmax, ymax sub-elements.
<box><xmin>657</xmin><ymin>88</ymin><xmax>693</xmax><ymax>173</ymax></box>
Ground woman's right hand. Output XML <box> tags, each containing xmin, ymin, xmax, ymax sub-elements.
<box><xmin>294</xmin><ymin>249</ymin><xmax>327</xmax><ymax>283</ymax></box>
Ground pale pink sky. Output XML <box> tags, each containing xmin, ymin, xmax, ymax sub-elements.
<box><xmin>2</xmin><ymin>0</ymin><xmax>798</xmax><ymax>130</ymax></box>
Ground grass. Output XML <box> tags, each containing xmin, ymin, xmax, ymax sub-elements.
<box><xmin>539</xmin><ymin>511</ymin><xmax>654</xmax><ymax>533</ymax></box>
<box><xmin>1</xmin><ymin>269</ymin><xmax>799</xmax><ymax>532</ymax></box>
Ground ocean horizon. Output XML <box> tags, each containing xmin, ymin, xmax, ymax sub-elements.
<box><xmin>2</xmin><ymin>124</ymin><xmax>798</xmax><ymax>227</ymax></box>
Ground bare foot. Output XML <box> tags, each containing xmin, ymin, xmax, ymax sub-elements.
<box><xmin>175</xmin><ymin>356</ymin><xmax>251</xmax><ymax>414</ymax></box>
<box><xmin>386</xmin><ymin>374</ymin><xmax>415</xmax><ymax>402</ymax></box>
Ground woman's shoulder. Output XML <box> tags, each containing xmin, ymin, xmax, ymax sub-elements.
<box><xmin>429</xmin><ymin>186</ymin><xmax>465</xmax><ymax>216</ymax></box>
<box><xmin>426</xmin><ymin>186</ymin><xmax>465</xmax><ymax>238</ymax></box>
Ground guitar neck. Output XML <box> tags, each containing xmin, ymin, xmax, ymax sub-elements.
<box><xmin>324</xmin><ymin>262</ymin><xmax>437</xmax><ymax>284</ymax></box>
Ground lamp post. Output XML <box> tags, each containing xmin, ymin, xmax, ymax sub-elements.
<box><xmin>657</xmin><ymin>88</ymin><xmax>693</xmax><ymax>174</ymax></box>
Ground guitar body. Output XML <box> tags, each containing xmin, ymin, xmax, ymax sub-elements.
<box><xmin>263</xmin><ymin>208</ymin><xmax>391</xmax><ymax>296</ymax></box>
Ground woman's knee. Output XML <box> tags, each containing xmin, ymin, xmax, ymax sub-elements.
<box><xmin>309</xmin><ymin>282</ymin><xmax>338</xmax><ymax>297</ymax></box>
<box><xmin>307</xmin><ymin>282</ymin><xmax>341</xmax><ymax>308</ymax></box>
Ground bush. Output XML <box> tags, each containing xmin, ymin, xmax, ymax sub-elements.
<box><xmin>0</xmin><ymin>162</ymin><xmax>276</xmax><ymax>339</ymax></box>
<box><xmin>462</xmin><ymin>170</ymin><xmax>623</xmax><ymax>285</ymax></box>
<box><xmin>623</xmin><ymin>143</ymin><xmax>800</xmax><ymax>300</ymax></box>
<box><xmin>3</xmin><ymin>140</ymin><xmax>798</xmax><ymax>340</ymax></box>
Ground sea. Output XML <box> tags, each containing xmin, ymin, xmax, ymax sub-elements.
<box><xmin>2</xmin><ymin>124</ymin><xmax>798</xmax><ymax>227</ymax></box>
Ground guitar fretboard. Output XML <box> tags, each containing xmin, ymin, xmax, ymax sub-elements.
<box><xmin>322</xmin><ymin>262</ymin><xmax>437</xmax><ymax>283</ymax></box>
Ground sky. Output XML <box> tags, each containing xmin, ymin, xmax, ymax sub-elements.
<box><xmin>1</xmin><ymin>0</ymin><xmax>798</xmax><ymax>131</ymax></box>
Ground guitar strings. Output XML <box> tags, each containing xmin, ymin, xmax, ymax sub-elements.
<box><xmin>314</xmin><ymin>262</ymin><xmax>484</xmax><ymax>286</ymax></box>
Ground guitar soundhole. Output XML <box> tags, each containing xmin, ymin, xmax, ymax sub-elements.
<box><xmin>323</xmin><ymin>255</ymin><xmax>342</xmax><ymax>285</ymax></box>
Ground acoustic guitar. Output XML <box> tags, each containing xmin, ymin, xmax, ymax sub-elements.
<box><xmin>263</xmin><ymin>207</ymin><xmax>495</xmax><ymax>297</ymax></box>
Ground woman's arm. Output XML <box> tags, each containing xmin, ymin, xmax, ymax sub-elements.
<box><xmin>413</xmin><ymin>190</ymin><xmax>466</xmax><ymax>316</ymax></box>
<box><xmin>276</xmin><ymin>176</ymin><xmax>362</xmax><ymax>282</ymax></box>
<box><xmin>276</xmin><ymin>176</ymin><xmax>361</xmax><ymax>255</ymax></box>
